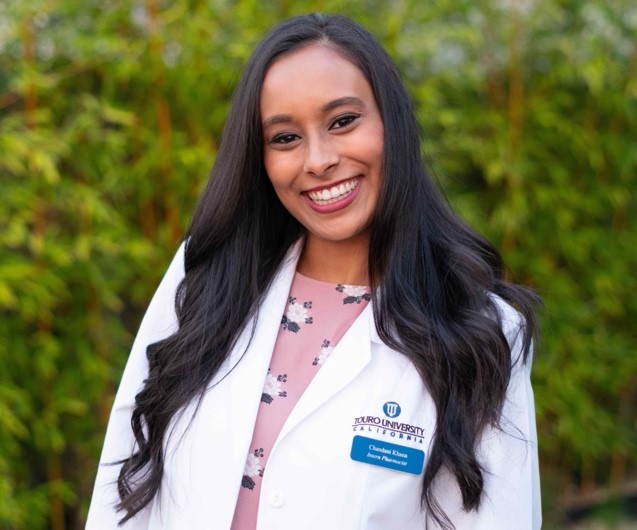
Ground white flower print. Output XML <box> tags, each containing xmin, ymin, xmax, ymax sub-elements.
<box><xmin>242</xmin><ymin>447</ymin><xmax>264</xmax><ymax>490</ymax></box>
<box><xmin>287</xmin><ymin>302</ymin><xmax>309</xmax><ymax>323</ymax></box>
<box><xmin>336</xmin><ymin>284</ymin><xmax>371</xmax><ymax>304</ymax></box>
<box><xmin>313</xmin><ymin>339</ymin><xmax>333</xmax><ymax>366</ymax></box>
<box><xmin>281</xmin><ymin>296</ymin><xmax>313</xmax><ymax>332</ymax></box>
<box><xmin>244</xmin><ymin>452</ymin><xmax>262</xmax><ymax>477</ymax></box>
<box><xmin>261</xmin><ymin>371</ymin><xmax>288</xmax><ymax>404</ymax></box>
<box><xmin>343</xmin><ymin>285</ymin><xmax>368</xmax><ymax>297</ymax></box>
<box><xmin>263</xmin><ymin>373</ymin><xmax>282</xmax><ymax>395</ymax></box>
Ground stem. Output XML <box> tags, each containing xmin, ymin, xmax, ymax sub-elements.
<box><xmin>503</xmin><ymin>2</ymin><xmax>524</xmax><ymax>252</ymax></box>
<box><xmin>145</xmin><ymin>0</ymin><xmax>180</xmax><ymax>244</ymax></box>
<box><xmin>47</xmin><ymin>454</ymin><xmax>65</xmax><ymax>530</ymax></box>
<box><xmin>22</xmin><ymin>17</ymin><xmax>37</xmax><ymax>128</ymax></box>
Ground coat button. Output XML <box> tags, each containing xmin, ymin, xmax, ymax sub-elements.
<box><xmin>270</xmin><ymin>491</ymin><xmax>285</xmax><ymax>508</ymax></box>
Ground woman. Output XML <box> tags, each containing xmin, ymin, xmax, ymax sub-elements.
<box><xmin>87</xmin><ymin>13</ymin><xmax>541</xmax><ymax>530</ymax></box>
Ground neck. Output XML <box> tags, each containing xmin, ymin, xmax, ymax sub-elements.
<box><xmin>297</xmin><ymin>232</ymin><xmax>370</xmax><ymax>285</ymax></box>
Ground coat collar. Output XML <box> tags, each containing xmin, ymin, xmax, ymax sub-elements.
<box><xmin>228</xmin><ymin>237</ymin><xmax>384</xmax><ymax>447</ymax></box>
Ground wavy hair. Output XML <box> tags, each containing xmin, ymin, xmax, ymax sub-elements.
<box><xmin>116</xmin><ymin>14</ymin><xmax>540</xmax><ymax>529</ymax></box>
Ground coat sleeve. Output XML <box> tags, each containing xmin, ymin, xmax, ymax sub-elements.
<box><xmin>426</xmin><ymin>302</ymin><xmax>542</xmax><ymax>530</ymax></box>
<box><xmin>85</xmin><ymin>243</ymin><xmax>186</xmax><ymax>530</ymax></box>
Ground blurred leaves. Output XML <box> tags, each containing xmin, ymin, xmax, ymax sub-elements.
<box><xmin>0</xmin><ymin>0</ymin><xmax>635</xmax><ymax>528</ymax></box>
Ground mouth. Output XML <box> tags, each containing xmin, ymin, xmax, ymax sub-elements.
<box><xmin>305</xmin><ymin>177</ymin><xmax>361</xmax><ymax>205</ymax></box>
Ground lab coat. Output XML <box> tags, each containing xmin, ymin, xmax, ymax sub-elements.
<box><xmin>87</xmin><ymin>241</ymin><xmax>541</xmax><ymax>530</ymax></box>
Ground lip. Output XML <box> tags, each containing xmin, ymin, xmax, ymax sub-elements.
<box><xmin>303</xmin><ymin>176</ymin><xmax>362</xmax><ymax>214</ymax></box>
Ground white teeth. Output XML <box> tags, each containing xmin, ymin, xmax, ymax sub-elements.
<box><xmin>307</xmin><ymin>178</ymin><xmax>360</xmax><ymax>205</ymax></box>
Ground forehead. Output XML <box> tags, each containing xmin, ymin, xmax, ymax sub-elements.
<box><xmin>260</xmin><ymin>43</ymin><xmax>376</xmax><ymax>117</ymax></box>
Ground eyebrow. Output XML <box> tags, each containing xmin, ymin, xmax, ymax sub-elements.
<box><xmin>261</xmin><ymin>96</ymin><xmax>366</xmax><ymax>129</ymax></box>
<box><xmin>321</xmin><ymin>96</ymin><xmax>365</xmax><ymax>113</ymax></box>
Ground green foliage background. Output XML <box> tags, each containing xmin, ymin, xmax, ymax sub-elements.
<box><xmin>1</xmin><ymin>0</ymin><xmax>635</xmax><ymax>528</ymax></box>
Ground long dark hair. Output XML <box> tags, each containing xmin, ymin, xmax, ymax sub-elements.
<box><xmin>116</xmin><ymin>14</ymin><xmax>540</xmax><ymax>529</ymax></box>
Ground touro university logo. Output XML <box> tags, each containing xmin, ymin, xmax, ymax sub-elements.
<box><xmin>383</xmin><ymin>401</ymin><xmax>401</xmax><ymax>418</ymax></box>
<box><xmin>351</xmin><ymin>403</ymin><xmax>425</xmax><ymax>445</ymax></box>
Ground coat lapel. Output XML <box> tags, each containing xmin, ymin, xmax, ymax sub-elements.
<box><xmin>275</xmin><ymin>301</ymin><xmax>378</xmax><ymax>443</ymax></box>
<box><xmin>225</xmin><ymin>242</ymin><xmax>302</xmax><ymax>461</ymax></box>
<box><xmin>159</xmin><ymin>244</ymin><xmax>303</xmax><ymax>529</ymax></box>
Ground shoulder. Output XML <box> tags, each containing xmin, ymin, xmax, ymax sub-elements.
<box><xmin>172</xmin><ymin>239</ymin><xmax>187</xmax><ymax>275</ymax></box>
<box><xmin>164</xmin><ymin>239</ymin><xmax>188</xmax><ymax>303</ymax></box>
<box><xmin>488</xmin><ymin>293</ymin><xmax>524</xmax><ymax>330</ymax></box>
<box><xmin>487</xmin><ymin>293</ymin><xmax>533</xmax><ymax>368</ymax></box>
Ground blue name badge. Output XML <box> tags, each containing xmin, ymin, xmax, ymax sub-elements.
<box><xmin>350</xmin><ymin>435</ymin><xmax>425</xmax><ymax>475</ymax></box>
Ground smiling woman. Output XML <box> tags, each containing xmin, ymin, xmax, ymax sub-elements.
<box><xmin>261</xmin><ymin>44</ymin><xmax>384</xmax><ymax>284</ymax></box>
<box><xmin>87</xmin><ymin>13</ymin><xmax>542</xmax><ymax>530</ymax></box>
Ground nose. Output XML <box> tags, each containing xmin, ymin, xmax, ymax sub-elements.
<box><xmin>303</xmin><ymin>133</ymin><xmax>338</xmax><ymax>177</ymax></box>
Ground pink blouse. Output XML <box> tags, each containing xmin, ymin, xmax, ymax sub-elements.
<box><xmin>230</xmin><ymin>272</ymin><xmax>371</xmax><ymax>530</ymax></box>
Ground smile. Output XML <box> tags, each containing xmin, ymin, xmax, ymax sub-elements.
<box><xmin>306</xmin><ymin>178</ymin><xmax>360</xmax><ymax>205</ymax></box>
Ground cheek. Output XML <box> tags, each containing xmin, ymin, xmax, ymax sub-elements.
<box><xmin>264</xmin><ymin>153</ymin><xmax>295</xmax><ymax>190</ymax></box>
<box><xmin>263</xmin><ymin>152</ymin><xmax>276</xmax><ymax>184</ymax></box>
<box><xmin>354</xmin><ymin>121</ymin><xmax>384</xmax><ymax>172</ymax></box>
<box><xmin>372</xmin><ymin>126</ymin><xmax>385</xmax><ymax>166</ymax></box>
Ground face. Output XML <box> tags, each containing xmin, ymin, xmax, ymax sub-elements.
<box><xmin>260</xmin><ymin>43</ymin><xmax>384</xmax><ymax>248</ymax></box>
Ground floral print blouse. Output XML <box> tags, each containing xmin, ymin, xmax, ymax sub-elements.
<box><xmin>230</xmin><ymin>272</ymin><xmax>371</xmax><ymax>530</ymax></box>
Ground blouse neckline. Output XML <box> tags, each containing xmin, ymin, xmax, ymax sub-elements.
<box><xmin>294</xmin><ymin>270</ymin><xmax>370</xmax><ymax>291</ymax></box>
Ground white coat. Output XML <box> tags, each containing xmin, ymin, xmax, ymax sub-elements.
<box><xmin>87</xmin><ymin>241</ymin><xmax>541</xmax><ymax>530</ymax></box>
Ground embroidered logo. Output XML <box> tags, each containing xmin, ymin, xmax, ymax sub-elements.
<box><xmin>383</xmin><ymin>401</ymin><xmax>401</xmax><ymax>418</ymax></box>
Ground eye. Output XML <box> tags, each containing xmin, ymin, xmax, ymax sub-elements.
<box><xmin>330</xmin><ymin>113</ymin><xmax>360</xmax><ymax>130</ymax></box>
<box><xmin>271</xmin><ymin>133</ymin><xmax>300</xmax><ymax>145</ymax></box>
